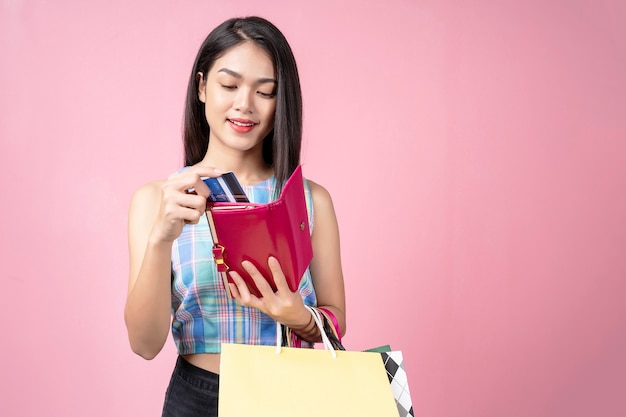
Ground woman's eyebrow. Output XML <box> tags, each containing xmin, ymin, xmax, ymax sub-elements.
<box><xmin>217</xmin><ymin>67</ymin><xmax>276</xmax><ymax>84</ymax></box>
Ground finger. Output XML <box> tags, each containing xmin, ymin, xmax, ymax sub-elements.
<box><xmin>188</xmin><ymin>177</ymin><xmax>211</xmax><ymax>200</ymax></box>
<box><xmin>228</xmin><ymin>283</ymin><xmax>240</xmax><ymax>300</ymax></box>
<box><xmin>186</xmin><ymin>165</ymin><xmax>223</xmax><ymax>178</ymax></box>
<box><xmin>164</xmin><ymin>192</ymin><xmax>206</xmax><ymax>210</ymax></box>
<box><xmin>228</xmin><ymin>271</ymin><xmax>259</xmax><ymax>307</ymax></box>
<box><xmin>163</xmin><ymin>177</ymin><xmax>204</xmax><ymax>201</ymax></box>
<box><xmin>176</xmin><ymin>193</ymin><xmax>208</xmax><ymax>211</ymax></box>
<box><xmin>167</xmin><ymin>168</ymin><xmax>221</xmax><ymax>198</ymax></box>
<box><xmin>167</xmin><ymin>206</ymin><xmax>203</xmax><ymax>225</ymax></box>
<box><xmin>168</xmin><ymin>166</ymin><xmax>222</xmax><ymax>181</ymax></box>
<box><xmin>174</xmin><ymin>175</ymin><xmax>210</xmax><ymax>199</ymax></box>
<box><xmin>181</xmin><ymin>167</ymin><xmax>222</xmax><ymax>197</ymax></box>
<box><xmin>184</xmin><ymin>217</ymin><xmax>200</xmax><ymax>225</ymax></box>
<box><xmin>267</xmin><ymin>256</ymin><xmax>292</xmax><ymax>293</ymax></box>
<box><xmin>186</xmin><ymin>167</ymin><xmax>222</xmax><ymax>199</ymax></box>
<box><xmin>162</xmin><ymin>195</ymin><xmax>206</xmax><ymax>223</ymax></box>
<box><xmin>241</xmin><ymin>260</ymin><xmax>276</xmax><ymax>297</ymax></box>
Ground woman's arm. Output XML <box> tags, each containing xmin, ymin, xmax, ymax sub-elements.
<box><xmin>124</xmin><ymin>167</ymin><xmax>219</xmax><ymax>359</ymax></box>
<box><xmin>301</xmin><ymin>180</ymin><xmax>346</xmax><ymax>339</ymax></box>
<box><xmin>124</xmin><ymin>181</ymin><xmax>173</xmax><ymax>360</ymax></box>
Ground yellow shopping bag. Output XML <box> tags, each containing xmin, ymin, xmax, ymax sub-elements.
<box><xmin>218</xmin><ymin>308</ymin><xmax>399</xmax><ymax>417</ymax></box>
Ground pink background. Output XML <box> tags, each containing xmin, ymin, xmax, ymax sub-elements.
<box><xmin>2</xmin><ymin>1</ymin><xmax>625</xmax><ymax>416</ymax></box>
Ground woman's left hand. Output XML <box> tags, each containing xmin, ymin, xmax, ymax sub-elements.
<box><xmin>228</xmin><ymin>257</ymin><xmax>311</xmax><ymax>328</ymax></box>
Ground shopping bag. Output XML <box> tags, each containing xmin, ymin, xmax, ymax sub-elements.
<box><xmin>286</xmin><ymin>310</ymin><xmax>416</xmax><ymax>416</ymax></box>
<box><xmin>365</xmin><ymin>346</ymin><xmax>415</xmax><ymax>417</ymax></box>
<box><xmin>381</xmin><ymin>350</ymin><xmax>414</xmax><ymax>417</ymax></box>
<box><xmin>219</xmin><ymin>307</ymin><xmax>399</xmax><ymax>417</ymax></box>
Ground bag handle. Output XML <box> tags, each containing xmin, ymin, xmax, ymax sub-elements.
<box><xmin>275</xmin><ymin>306</ymin><xmax>337</xmax><ymax>358</ymax></box>
<box><xmin>317</xmin><ymin>308</ymin><xmax>345</xmax><ymax>351</ymax></box>
<box><xmin>317</xmin><ymin>307</ymin><xmax>341</xmax><ymax>342</ymax></box>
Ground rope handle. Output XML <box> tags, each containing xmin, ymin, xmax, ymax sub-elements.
<box><xmin>275</xmin><ymin>306</ymin><xmax>337</xmax><ymax>358</ymax></box>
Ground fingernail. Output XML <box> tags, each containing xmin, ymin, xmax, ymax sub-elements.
<box><xmin>213</xmin><ymin>168</ymin><xmax>222</xmax><ymax>173</ymax></box>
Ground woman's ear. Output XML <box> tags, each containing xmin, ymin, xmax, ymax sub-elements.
<box><xmin>197</xmin><ymin>72</ymin><xmax>206</xmax><ymax>103</ymax></box>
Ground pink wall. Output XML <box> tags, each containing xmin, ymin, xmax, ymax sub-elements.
<box><xmin>2</xmin><ymin>1</ymin><xmax>625</xmax><ymax>416</ymax></box>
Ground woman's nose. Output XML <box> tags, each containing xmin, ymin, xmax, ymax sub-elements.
<box><xmin>233</xmin><ymin>88</ymin><xmax>253</xmax><ymax>113</ymax></box>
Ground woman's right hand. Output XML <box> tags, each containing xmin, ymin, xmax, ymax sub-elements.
<box><xmin>150</xmin><ymin>166</ymin><xmax>222</xmax><ymax>244</ymax></box>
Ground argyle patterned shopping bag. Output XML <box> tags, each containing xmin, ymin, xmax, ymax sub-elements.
<box><xmin>381</xmin><ymin>351</ymin><xmax>414</xmax><ymax>417</ymax></box>
<box><xmin>367</xmin><ymin>345</ymin><xmax>415</xmax><ymax>417</ymax></box>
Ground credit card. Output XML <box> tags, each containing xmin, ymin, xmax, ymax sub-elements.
<box><xmin>203</xmin><ymin>172</ymin><xmax>249</xmax><ymax>203</ymax></box>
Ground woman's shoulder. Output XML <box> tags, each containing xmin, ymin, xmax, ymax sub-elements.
<box><xmin>304</xmin><ymin>178</ymin><xmax>335</xmax><ymax>211</ymax></box>
<box><xmin>130</xmin><ymin>179</ymin><xmax>166</xmax><ymax>210</ymax></box>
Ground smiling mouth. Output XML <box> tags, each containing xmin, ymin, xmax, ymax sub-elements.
<box><xmin>228</xmin><ymin>119</ymin><xmax>256</xmax><ymax>127</ymax></box>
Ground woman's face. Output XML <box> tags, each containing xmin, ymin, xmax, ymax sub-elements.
<box><xmin>198</xmin><ymin>42</ymin><xmax>277</xmax><ymax>155</ymax></box>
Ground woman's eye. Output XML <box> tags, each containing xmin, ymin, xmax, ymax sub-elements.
<box><xmin>221</xmin><ymin>84</ymin><xmax>237</xmax><ymax>90</ymax></box>
<box><xmin>257</xmin><ymin>91</ymin><xmax>276</xmax><ymax>98</ymax></box>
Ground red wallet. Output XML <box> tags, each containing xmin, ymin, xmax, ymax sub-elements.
<box><xmin>204</xmin><ymin>166</ymin><xmax>313</xmax><ymax>298</ymax></box>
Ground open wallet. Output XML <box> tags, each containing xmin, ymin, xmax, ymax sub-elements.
<box><xmin>204</xmin><ymin>166</ymin><xmax>313</xmax><ymax>298</ymax></box>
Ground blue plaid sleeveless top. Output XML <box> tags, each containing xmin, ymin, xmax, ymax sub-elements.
<box><xmin>170</xmin><ymin>174</ymin><xmax>317</xmax><ymax>353</ymax></box>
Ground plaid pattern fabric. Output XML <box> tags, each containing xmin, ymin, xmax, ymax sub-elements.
<box><xmin>170</xmin><ymin>173</ymin><xmax>316</xmax><ymax>354</ymax></box>
<box><xmin>381</xmin><ymin>351</ymin><xmax>414</xmax><ymax>417</ymax></box>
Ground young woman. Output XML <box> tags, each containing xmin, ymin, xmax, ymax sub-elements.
<box><xmin>124</xmin><ymin>16</ymin><xmax>346</xmax><ymax>416</ymax></box>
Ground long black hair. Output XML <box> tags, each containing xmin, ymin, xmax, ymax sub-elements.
<box><xmin>183</xmin><ymin>16</ymin><xmax>302</xmax><ymax>191</ymax></box>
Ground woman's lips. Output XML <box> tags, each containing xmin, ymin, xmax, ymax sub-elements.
<box><xmin>228</xmin><ymin>118</ymin><xmax>257</xmax><ymax>133</ymax></box>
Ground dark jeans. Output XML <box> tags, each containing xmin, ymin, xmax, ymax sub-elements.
<box><xmin>162</xmin><ymin>356</ymin><xmax>219</xmax><ymax>417</ymax></box>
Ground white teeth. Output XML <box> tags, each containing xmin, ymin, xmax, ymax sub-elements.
<box><xmin>230</xmin><ymin>120</ymin><xmax>254</xmax><ymax>127</ymax></box>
